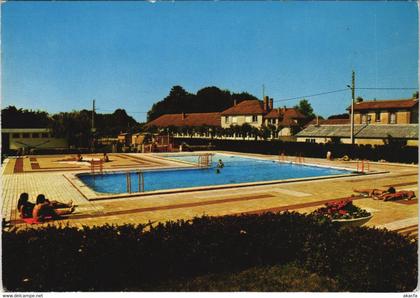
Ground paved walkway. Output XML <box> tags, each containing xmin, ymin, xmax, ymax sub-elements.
<box><xmin>2</xmin><ymin>152</ymin><xmax>418</xmax><ymax>238</ymax></box>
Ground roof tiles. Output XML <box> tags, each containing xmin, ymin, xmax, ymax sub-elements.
<box><xmin>220</xmin><ymin>100</ymin><xmax>266</xmax><ymax>115</ymax></box>
<box><xmin>146</xmin><ymin>112</ymin><xmax>222</xmax><ymax>127</ymax></box>
<box><xmin>351</xmin><ymin>99</ymin><xmax>418</xmax><ymax>111</ymax></box>
<box><xmin>296</xmin><ymin>124</ymin><xmax>419</xmax><ymax>139</ymax></box>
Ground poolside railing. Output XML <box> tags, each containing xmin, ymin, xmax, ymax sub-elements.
<box><xmin>126</xmin><ymin>171</ymin><xmax>145</xmax><ymax>193</ymax></box>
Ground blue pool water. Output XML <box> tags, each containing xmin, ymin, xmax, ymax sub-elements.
<box><xmin>77</xmin><ymin>154</ymin><xmax>351</xmax><ymax>194</ymax></box>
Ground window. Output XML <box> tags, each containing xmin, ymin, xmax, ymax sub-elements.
<box><xmin>361</xmin><ymin>113</ymin><xmax>367</xmax><ymax>124</ymax></box>
<box><xmin>232</xmin><ymin>116</ymin><xmax>237</xmax><ymax>123</ymax></box>
<box><xmin>375</xmin><ymin>111</ymin><xmax>381</xmax><ymax>122</ymax></box>
<box><xmin>245</xmin><ymin>116</ymin><xmax>252</xmax><ymax>123</ymax></box>
<box><xmin>269</xmin><ymin>118</ymin><xmax>276</xmax><ymax>125</ymax></box>
<box><xmin>252</xmin><ymin>115</ymin><xmax>258</xmax><ymax>122</ymax></box>
<box><xmin>225</xmin><ymin>116</ymin><xmax>229</xmax><ymax>124</ymax></box>
<box><xmin>22</xmin><ymin>133</ymin><xmax>30</xmax><ymax>138</ymax></box>
<box><xmin>41</xmin><ymin>133</ymin><xmax>49</xmax><ymax>138</ymax></box>
<box><xmin>32</xmin><ymin>133</ymin><xmax>40</xmax><ymax>138</ymax></box>
<box><xmin>12</xmin><ymin>133</ymin><xmax>20</xmax><ymax>138</ymax></box>
<box><xmin>390</xmin><ymin>112</ymin><xmax>396</xmax><ymax>124</ymax></box>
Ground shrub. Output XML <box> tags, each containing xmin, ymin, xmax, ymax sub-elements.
<box><xmin>2</xmin><ymin>212</ymin><xmax>417</xmax><ymax>292</ymax></box>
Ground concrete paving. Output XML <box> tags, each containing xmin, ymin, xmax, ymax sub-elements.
<box><xmin>2</xmin><ymin>152</ymin><xmax>418</xmax><ymax>239</ymax></box>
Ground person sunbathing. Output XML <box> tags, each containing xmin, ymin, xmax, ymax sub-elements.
<box><xmin>102</xmin><ymin>153</ymin><xmax>110</xmax><ymax>162</ymax></box>
<box><xmin>32</xmin><ymin>194</ymin><xmax>75</xmax><ymax>221</ymax></box>
<box><xmin>17</xmin><ymin>193</ymin><xmax>35</xmax><ymax>218</ymax></box>
<box><xmin>353</xmin><ymin>187</ymin><xmax>395</xmax><ymax>197</ymax></box>
<box><xmin>377</xmin><ymin>191</ymin><xmax>416</xmax><ymax>201</ymax></box>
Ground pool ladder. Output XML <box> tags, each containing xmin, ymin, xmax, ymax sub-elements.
<box><xmin>198</xmin><ymin>154</ymin><xmax>213</xmax><ymax>167</ymax></box>
<box><xmin>294</xmin><ymin>154</ymin><xmax>305</xmax><ymax>164</ymax></box>
<box><xmin>126</xmin><ymin>171</ymin><xmax>145</xmax><ymax>193</ymax></box>
<box><xmin>90</xmin><ymin>159</ymin><xmax>104</xmax><ymax>175</ymax></box>
<box><xmin>356</xmin><ymin>160</ymin><xmax>370</xmax><ymax>173</ymax></box>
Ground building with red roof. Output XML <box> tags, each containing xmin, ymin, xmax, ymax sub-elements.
<box><xmin>146</xmin><ymin>112</ymin><xmax>221</xmax><ymax>128</ymax></box>
<box><xmin>145</xmin><ymin>95</ymin><xmax>308</xmax><ymax>139</ymax></box>
<box><xmin>220</xmin><ymin>96</ymin><xmax>306</xmax><ymax>137</ymax></box>
<box><xmin>296</xmin><ymin>97</ymin><xmax>419</xmax><ymax>146</ymax></box>
<box><xmin>349</xmin><ymin>98</ymin><xmax>418</xmax><ymax>125</ymax></box>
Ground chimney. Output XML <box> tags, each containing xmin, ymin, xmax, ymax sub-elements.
<box><xmin>269</xmin><ymin>98</ymin><xmax>273</xmax><ymax>110</ymax></box>
<box><xmin>263</xmin><ymin>96</ymin><xmax>269</xmax><ymax>111</ymax></box>
<box><xmin>233</xmin><ymin>99</ymin><xmax>237</xmax><ymax>106</ymax></box>
<box><xmin>182</xmin><ymin>112</ymin><xmax>186</xmax><ymax>120</ymax></box>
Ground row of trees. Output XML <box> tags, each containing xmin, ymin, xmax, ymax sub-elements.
<box><xmin>2</xmin><ymin>106</ymin><xmax>143</xmax><ymax>147</ymax></box>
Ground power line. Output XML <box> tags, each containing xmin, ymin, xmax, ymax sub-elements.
<box><xmin>274</xmin><ymin>87</ymin><xmax>418</xmax><ymax>103</ymax></box>
<box><xmin>274</xmin><ymin>89</ymin><xmax>349</xmax><ymax>102</ymax></box>
<box><xmin>95</xmin><ymin>86</ymin><xmax>419</xmax><ymax>111</ymax></box>
<box><xmin>356</xmin><ymin>87</ymin><xmax>418</xmax><ymax>90</ymax></box>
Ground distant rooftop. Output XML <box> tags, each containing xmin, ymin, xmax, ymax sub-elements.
<box><xmin>220</xmin><ymin>100</ymin><xmax>266</xmax><ymax>116</ymax></box>
<box><xmin>296</xmin><ymin>124</ymin><xmax>418</xmax><ymax>139</ymax></box>
<box><xmin>348</xmin><ymin>98</ymin><xmax>418</xmax><ymax>111</ymax></box>
<box><xmin>146</xmin><ymin>112</ymin><xmax>221</xmax><ymax>127</ymax></box>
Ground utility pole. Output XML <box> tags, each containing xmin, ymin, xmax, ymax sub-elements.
<box><xmin>350</xmin><ymin>71</ymin><xmax>355</xmax><ymax>145</ymax></box>
<box><xmin>92</xmin><ymin>99</ymin><xmax>95</xmax><ymax>132</ymax></box>
<box><xmin>91</xmin><ymin>99</ymin><xmax>96</xmax><ymax>152</ymax></box>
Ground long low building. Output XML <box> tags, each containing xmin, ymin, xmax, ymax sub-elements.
<box><xmin>146</xmin><ymin>112</ymin><xmax>222</xmax><ymax>128</ymax></box>
<box><xmin>2</xmin><ymin>128</ymin><xmax>68</xmax><ymax>151</ymax></box>
<box><xmin>145</xmin><ymin>96</ymin><xmax>307</xmax><ymax>139</ymax></box>
<box><xmin>295</xmin><ymin>124</ymin><xmax>418</xmax><ymax>146</ymax></box>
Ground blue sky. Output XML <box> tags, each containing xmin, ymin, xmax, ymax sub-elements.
<box><xmin>2</xmin><ymin>1</ymin><xmax>418</xmax><ymax>122</ymax></box>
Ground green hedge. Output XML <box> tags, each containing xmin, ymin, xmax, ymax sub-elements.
<box><xmin>2</xmin><ymin>212</ymin><xmax>417</xmax><ymax>292</ymax></box>
<box><xmin>174</xmin><ymin>138</ymin><xmax>419</xmax><ymax>164</ymax></box>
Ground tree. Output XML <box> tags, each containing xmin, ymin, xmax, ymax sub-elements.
<box><xmin>294</xmin><ymin>99</ymin><xmax>315</xmax><ymax>119</ymax></box>
<box><xmin>257</xmin><ymin>124</ymin><xmax>271</xmax><ymax>140</ymax></box>
<box><xmin>147</xmin><ymin>86</ymin><xmax>194</xmax><ymax>121</ymax></box>
<box><xmin>2</xmin><ymin>106</ymin><xmax>51</xmax><ymax>128</ymax></box>
<box><xmin>146</xmin><ymin>85</ymin><xmax>259</xmax><ymax>122</ymax></box>
<box><xmin>240</xmin><ymin>123</ymin><xmax>253</xmax><ymax>140</ymax></box>
<box><xmin>95</xmin><ymin>109</ymin><xmax>140</xmax><ymax>136</ymax></box>
<box><xmin>50</xmin><ymin>111</ymin><xmax>91</xmax><ymax>147</ymax></box>
<box><xmin>413</xmin><ymin>91</ymin><xmax>419</xmax><ymax>99</ymax></box>
<box><xmin>356</xmin><ymin>96</ymin><xmax>364</xmax><ymax>103</ymax></box>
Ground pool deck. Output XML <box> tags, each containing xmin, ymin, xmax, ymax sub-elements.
<box><xmin>2</xmin><ymin>151</ymin><xmax>418</xmax><ymax>239</ymax></box>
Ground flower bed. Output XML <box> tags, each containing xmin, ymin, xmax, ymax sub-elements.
<box><xmin>311</xmin><ymin>199</ymin><xmax>371</xmax><ymax>222</ymax></box>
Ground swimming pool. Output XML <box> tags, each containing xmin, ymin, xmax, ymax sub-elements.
<box><xmin>77</xmin><ymin>153</ymin><xmax>352</xmax><ymax>194</ymax></box>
